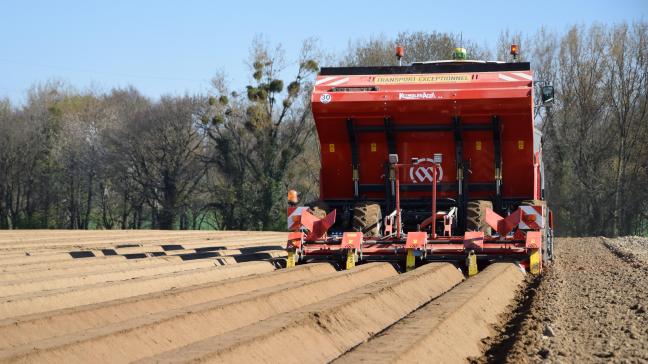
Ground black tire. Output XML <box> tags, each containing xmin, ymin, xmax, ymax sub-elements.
<box><xmin>352</xmin><ymin>202</ymin><xmax>382</xmax><ymax>237</ymax></box>
<box><xmin>466</xmin><ymin>200</ymin><xmax>493</xmax><ymax>235</ymax></box>
<box><xmin>520</xmin><ymin>200</ymin><xmax>551</xmax><ymax>264</ymax></box>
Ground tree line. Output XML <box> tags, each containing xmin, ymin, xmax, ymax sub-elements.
<box><xmin>1</xmin><ymin>23</ymin><xmax>647</xmax><ymax>236</ymax></box>
<box><xmin>0</xmin><ymin>39</ymin><xmax>321</xmax><ymax>231</ymax></box>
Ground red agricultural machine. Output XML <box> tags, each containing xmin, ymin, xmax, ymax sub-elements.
<box><xmin>287</xmin><ymin>46</ymin><xmax>555</xmax><ymax>275</ymax></box>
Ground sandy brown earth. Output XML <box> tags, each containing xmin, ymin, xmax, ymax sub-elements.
<box><xmin>10</xmin><ymin>231</ymin><xmax>644</xmax><ymax>363</ymax></box>
<box><xmin>0</xmin><ymin>230</ymin><xmax>529</xmax><ymax>363</ymax></box>
<box><xmin>604</xmin><ymin>236</ymin><xmax>648</xmax><ymax>267</ymax></box>
<box><xmin>335</xmin><ymin>263</ymin><xmax>525</xmax><ymax>364</ymax></box>
<box><xmin>480</xmin><ymin>237</ymin><xmax>648</xmax><ymax>363</ymax></box>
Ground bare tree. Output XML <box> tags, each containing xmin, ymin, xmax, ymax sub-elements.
<box><xmin>204</xmin><ymin>38</ymin><xmax>320</xmax><ymax>230</ymax></box>
<box><xmin>496</xmin><ymin>29</ymin><xmax>526</xmax><ymax>62</ymax></box>
<box><xmin>342</xmin><ymin>31</ymin><xmax>491</xmax><ymax>66</ymax></box>
<box><xmin>0</xmin><ymin>82</ymin><xmax>69</xmax><ymax>228</ymax></box>
<box><xmin>606</xmin><ymin>22</ymin><xmax>648</xmax><ymax>235</ymax></box>
<box><xmin>101</xmin><ymin>87</ymin><xmax>151</xmax><ymax>229</ymax></box>
<box><xmin>115</xmin><ymin>96</ymin><xmax>207</xmax><ymax>229</ymax></box>
<box><xmin>535</xmin><ymin>22</ymin><xmax>648</xmax><ymax>236</ymax></box>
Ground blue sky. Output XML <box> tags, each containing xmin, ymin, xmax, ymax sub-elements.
<box><xmin>1</xmin><ymin>0</ymin><xmax>645</xmax><ymax>104</ymax></box>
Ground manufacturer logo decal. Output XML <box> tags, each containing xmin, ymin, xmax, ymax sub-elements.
<box><xmin>409</xmin><ymin>158</ymin><xmax>443</xmax><ymax>183</ymax></box>
<box><xmin>320</xmin><ymin>93</ymin><xmax>332</xmax><ymax>104</ymax></box>
<box><xmin>398</xmin><ymin>92</ymin><xmax>442</xmax><ymax>100</ymax></box>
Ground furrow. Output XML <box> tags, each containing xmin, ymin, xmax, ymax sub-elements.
<box><xmin>0</xmin><ymin>263</ymin><xmax>397</xmax><ymax>363</ymax></box>
<box><xmin>0</xmin><ymin>260</ymin><xmax>275</xmax><ymax>319</ymax></box>
<box><xmin>0</xmin><ymin>259</ymin><xmax>223</xmax><ymax>296</ymax></box>
<box><xmin>136</xmin><ymin>262</ymin><xmax>464</xmax><ymax>364</ymax></box>
<box><xmin>0</xmin><ymin>263</ymin><xmax>335</xmax><ymax>350</ymax></box>
<box><xmin>333</xmin><ymin>263</ymin><xmax>525</xmax><ymax>363</ymax></box>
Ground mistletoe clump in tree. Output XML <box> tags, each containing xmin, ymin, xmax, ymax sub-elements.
<box><xmin>204</xmin><ymin>39</ymin><xmax>320</xmax><ymax>230</ymax></box>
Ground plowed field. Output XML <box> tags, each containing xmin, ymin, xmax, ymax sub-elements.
<box><xmin>3</xmin><ymin>231</ymin><xmax>643</xmax><ymax>363</ymax></box>
<box><xmin>479</xmin><ymin>237</ymin><xmax>648</xmax><ymax>363</ymax></box>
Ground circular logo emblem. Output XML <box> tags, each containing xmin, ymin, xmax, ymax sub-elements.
<box><xmin>320</xmin><ymin>93</ymin><xmax>332</xmax><ymax>104</ymax></box>
<box><xmin>409</xmin><ymin>158</ymin><xmax>443</xmax><ymax>183</ymax></box>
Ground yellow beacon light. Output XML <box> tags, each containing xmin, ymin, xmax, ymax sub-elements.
<box><xmin>452</xmin><ymin>47</ymin><xmax>467</xmax><ymax>60</ymax></box>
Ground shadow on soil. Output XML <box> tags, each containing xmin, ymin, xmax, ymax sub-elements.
<box><xmin>478</xmin><ymin>274</ymin><xmax>543</xmax><ymax>364</ymax></box>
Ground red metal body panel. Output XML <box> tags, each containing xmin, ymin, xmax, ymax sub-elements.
<box><xmin>312</xmin><ymin>71</ymin><xmax>535</xmax><ymax>201</ymax></box>
<box><xmin>463</xmin><ymin>231</ymin><xmax>484</xmax><ymax>250</ymax></box>
<box><xmin>405</xmin><ymin>231</ymin><xmax>428</xmax><ymax>249</ymax></box>
<box><xmin>341</xmin><ymin>232</ymin><xmax>363</xmax><ymax>250</ymax></box>
<box><xmin>525</xmin><ymin>231</ymin><xmax>542</xmax><ymax>249</ymax></box>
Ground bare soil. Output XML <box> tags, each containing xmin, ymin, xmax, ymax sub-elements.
<box><xmin>480</xmin><ymin>237</ymin><xmax>648</xmax><ymax>363</ymax></box>
<box><xmin>140</xmin><ymin>263</ymin><xmax>464</xmax><ymax>364</ymax></box>
<box><xmin>604</xmin><ymin>236</ymin><xmax>648</xmax><ymax>266</ymax></box>
<box><xmin>5</xmin><ymin>231</ymin><xmax>644</xmax><ymax>363</ymax></box>
<box><xmin>3</xmin><ymin>263</ymin><xmax>396</xmax><ymax>363</ymax></box>
<box><xmin>0</xmin><ymin>260</ymin><xmax>276</xmax><ymax>319</ymax></box>
<box><xmin>335</xmin><ymin>263</ymin><xmax>525</xmax><ymax>364</ymax></box>
<box><xmin>0</xmin><ymin>263</ymin><xmax>335</xmax><ymax>350</ymax></box>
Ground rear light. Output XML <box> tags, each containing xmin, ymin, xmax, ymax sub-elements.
<box><xmin>287</xmin><ymin>190</ymin><xmax>298</xmax><ymax>204</ymax></box>
<box><xmin>395</xmin><ymin>46</ymin><xmax>404</xmax><ymax>58</ymax></box>
<box><xmin>396</xmin><ymin>46</ymin><xmax>404</xmax><ymax>66</ymax></box>
<box><xmin>510</xmin><ymin>44</ymin><xmax>519</xmax><ymax>56</ymax></box>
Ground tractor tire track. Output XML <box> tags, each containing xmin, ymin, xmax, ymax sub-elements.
<box><xmin>479</xmin><ymin>237</ymin><xmax>648</xmax><ymax>363</ymax></box>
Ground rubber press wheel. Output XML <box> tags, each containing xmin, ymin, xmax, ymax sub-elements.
<box><xmin>466</xmin><ymin>200</ymin><xmax>493</xmax><ymax>235</ymax></box>
<box><xmin>352</xmin><ymin>202</ymin><xmax>382</xmax><ymax>237</ymax></box>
